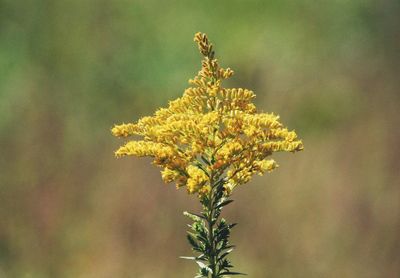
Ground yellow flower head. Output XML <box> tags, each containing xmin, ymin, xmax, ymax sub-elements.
<box><xmin>112</xmin><ymin>32</ymin><xmax>303</xmax><ymax>196</ymax></box>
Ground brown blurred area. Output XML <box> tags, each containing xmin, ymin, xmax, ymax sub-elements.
<box><xmin>0</xmin><ymin>0</ymin><xmax>399</xmax><ymax>277</ymax></box>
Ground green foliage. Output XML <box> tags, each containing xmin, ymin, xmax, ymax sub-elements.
<box><xmin>183</xmin><ymin>181</ymin><xmax>245</xmax><ymax>278</ymax></box>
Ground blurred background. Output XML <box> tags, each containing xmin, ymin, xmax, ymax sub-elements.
<box><xmin>1</xmin><ymin>0</ymin><xmax>399</xmax><ymax>277</ymax></box>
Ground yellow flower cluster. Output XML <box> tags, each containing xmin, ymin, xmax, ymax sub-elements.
<box><xmin>186</xmin><ymin>165</ymin><xmax>210</xmax><ymax>194</ymax></box>
<box><xmin>112</xmin><ymin>32</ymin><xmax>303</xmax><ymax>196</ymax></box>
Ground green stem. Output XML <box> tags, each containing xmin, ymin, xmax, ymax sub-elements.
<box><xmin>186</xmin><ymin>177</ymin><xmax>239</xmax><ymax>277</ymax></box>
<box><xmin>207</xmin><ymin>174</ymin><xmax>218</xmax><ymax>277</ymax></box>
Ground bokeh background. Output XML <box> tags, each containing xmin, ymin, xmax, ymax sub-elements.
<box><xmin>1</xmin><ymin>0</ymin><xmax>399</xmax><ymax>277</ymax></box>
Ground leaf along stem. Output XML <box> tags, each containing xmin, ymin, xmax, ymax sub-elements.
<box><xmin>183</xmin><ymin>170</ymin><xmax>245</xmax><ymax>277</ymax></box>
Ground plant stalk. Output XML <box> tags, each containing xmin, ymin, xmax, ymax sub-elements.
<box><xmin>207</xmin><ymin>173</ymin><xmax>218</xmax><ymax>277</ymax></box>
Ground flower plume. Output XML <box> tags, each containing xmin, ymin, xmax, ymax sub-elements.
<box><xmin>112</xmin><ymin>32</ymin><xmax>303</xmax><ymax>196</ymax></box>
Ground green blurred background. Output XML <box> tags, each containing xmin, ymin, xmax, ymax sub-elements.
<box><xmin>1</xmin><ymin>0</ymin><xmax>399</xmax><ymax>277</ymax></box>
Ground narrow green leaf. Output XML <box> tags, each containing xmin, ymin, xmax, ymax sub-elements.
<box><xmin>187</xmin><ymin>233</ymin><xmax>201</xmax><ymax>251</ymax></box>
<box><xmin>215</xmin><ymin>199</ymin><xmax>234</xmax><ymax>209</ymax></box>
<box><xmin>196</xmin><ymin>261</ymin><xmax>212</xmax><ymax>274</ymax></box>
<box><xmin>180</xmin><ymin>256</ymin><xmax>196</xmax><ymax>260</ymax></box>
<box><xmin>219</xmin><ymin>271</ymin><xmax>247</xmax><ymax>275</ymax></box>
<box><xmin>196</xmin><ymin>260</ymin><xmax>207</xmax><ymax>268</ymax></box>
<box><xmin>184</xmin><ymin>211</ymin><xmax>206</xmax><ymax>220</ymax></box>
<box><xmin>217</xmin><ymin>244</ymin><xmax>235</xmax><ymax>252</ymax></box>
<box><xmin>196</xmin><ymin>233</ymin><xmax>209</xmax><ymax>244</ymax></box>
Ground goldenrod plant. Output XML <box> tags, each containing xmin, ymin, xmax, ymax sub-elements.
<box><xmin>112</xmin><ymin>32</ymin><xmax>303</xmax><ymax>277</ymax></box>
